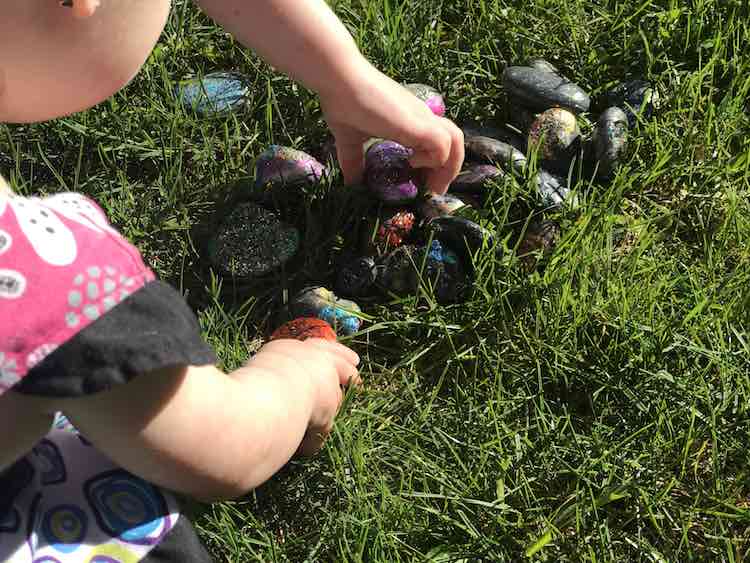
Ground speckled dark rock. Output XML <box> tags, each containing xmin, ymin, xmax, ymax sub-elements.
<box><xmin>404</xmin><ymin>83</ymin><xmax>446</xmax><ymax>116</ymax></box>
<box><xmin>503</xmin><ymin>66</ymin><xmax>590</xmax><ymax>114</ymax></box>
<box><xmin>427</xmin><ymin>215</ymin><xmax>497</xmax><ymax>259</ymax></box>
<box><xmin>289</xmin><ymin>286</ymin><xmax>362</xmax><ymax>336</ymax></box>
<box><xmin>600</xmin><ymin>79</ymin><xmax>658</xmax><ymax>128</ymax></box>
<box><xmin>254</xmin><ymin>145</ymin><xmax>327</xmax><ymax>191</ymax></box>
<box><xmin>419</xmin><ymin>194</ymin><xmax>470</xmax><ymax>220</ymax></box>
<box><xmin>175</xmin><ymin>72</ymin><xmax>250</xmax><ymax>115</ymax></box>
<box><xmin>336</xmin><ymin>256</ymin><xmax>378</xmax><ymax>298</ymax></box>
<box><xmin>517</xmin><ymin>220</ymin><xmax>561</xmax><ymax>271</ymax></box>
<box><xmin>591</xmin><ymin>107</ymin><xmax>629</xmax><ymax>179</ymax></box>
<box><xmin>533</xmin><ymin>169</ymin><xmax>575</xmax><ymax>208</ymax></box>
<box><xmin>376</xmin><ymin>240</ymin><xmax>468</xmax><ymax>303</ymax></box>
<box><xmin>528</xmin><ymin>108</ymin><xmax>581</xmax><ymax>174</ymax></box>
<box><xmin>365</xmin><ymin>140</ymin><xmax>420</xmax><ymax>204</ymax></box>
<box><xmin>207</xmin><ymin>203</ymin><xmax>299</xmax><ymax>278</ymax></box>
<box><xmin>464</xmin><ymin>136</ymin><xmax>526</xmax><ymax>176</ymax></box>
<box><xmin>449</xmin><ymin>164</ymin><xmax>505</xmax><ymax>195</ymax></box>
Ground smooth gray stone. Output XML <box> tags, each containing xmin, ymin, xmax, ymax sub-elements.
<box><xmin>464</xmin><ymin>136</ymin><xmax>526</xmax><ymax>176</ymax></box>
<box><xmin>503</xmin><ymin>66</ymin><xmax>590</xmax><ymax>114</ymax></box>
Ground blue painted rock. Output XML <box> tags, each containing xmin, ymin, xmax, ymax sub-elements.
<box><xmin>175</xmin><ymin>72</ymin><xmax>250</xmax><ymax>115</ymax></box>
<box><xmin>601</xmin><ymin>79</ymin><xmax>658</xmax><ymax>128</ymax></box>
<box><xmin>336</xmin><ymin>256</ymin><xmax>378</xmax><ymax>298</ymax></box>
<box><xmin>419</xmin><ymin>194</ymin><xmax>469</xmax><ymax>220</ymax></box>
<box><xmin>289</xmin><ymin>286</ymin><xmax>362</xmax><ymax>336</ymax></box>
<box><xmin>376</xmin><ymin>240</ymin><xmax>467</xmax><ymax>303</ymax></box>
<box><xmin>464</xmin><ymin>136</ymin><xmax>526</xmax><ymax>176</ymax></box>
<box><xmin>503</xmin><ymin>66</ymin><xmax>590</xmax><ymax>114</ymax></box>
<box><xmin>405</xmin><ymin>83</ymin><xmax>446</xmax><ymax>116</ymax></box>
<box><xmin>449</xmin><ymin>164</ymin><xmax>505</xmax><ymax>194</ymax></box>
<box><xmin>427</xmin><ymin>215</ymin><xmax>497</xmax><ymax>259</ymax></box>
<box><xmin>528</xmin><ymin>108</ymin><xmax>581</xmax><ymax>174</ymax></box>
<box><xmin>255</xmin><ymin>146</ymin><xmax>327</xmax><ymax>190</ymax></box>
<box><xmin>207</xmin><ymin>203</ymin><xmax>299</xmax><ymax>278</ymax></box>
<box><xmin>533</xmin><ymin>169</ymin><xmax>575</xmax><ymax>208</ymax></box>
<box><xmin>365</xmin><ymin>140</ymin><xmax>420</xmax><ymax>204</ymax></box>
<box><xmin>591</xmin><ymin>107</ymin><xmax>629</xmax><ymax>179</ymax></box>
<box><xmin>517</xmin><ymin>220</ymin><xmax>561</xmax><ymax>271</ymax></box>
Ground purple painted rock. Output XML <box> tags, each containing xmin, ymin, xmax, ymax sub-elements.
<box><xmin>449</xmin><ymin>164</ymin><xmax>504</xmax><ymax>194</ymax></box>
<box><xmin>419</xmin><ymin>193</ymin><xmax>469</xmax><ymax>220</ymax></box>
<box><xmin>503</xmin><ymin>66</ymin><xmax>590</xmax><ymax>114</ymax></box>
<box><xmin>254</xmin><ymin>145</ymin><xmax>326</xmax><ymax>190</ymax></box>
<box><xmin>591</xmin><ymin>107</ymin><xmax>629</xmax><ymax>179</ymax></box>
<box><xmin>528</xmin><ymin>108</ymin><xmax>581</xmax><ymax>173</ymax></box>
<box><xmin>365</xmin><ymin>140</ymin><xmax>420</xmax><ymax>204</ymax></box>
<box><xmin>405</xmin><ymin>83</ymin><xmax>446</xmax><ymax>116</ymax></box>
<box><xmin>464</xmin><ymin>136</ymin><xmax>526</xmax><ymax>176</ymax></box>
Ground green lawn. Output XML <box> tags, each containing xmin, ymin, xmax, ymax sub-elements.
<box><xmin>3</xmin><ymin>0</ymin><xmax>750</xmax><ymax>560</ymax></box>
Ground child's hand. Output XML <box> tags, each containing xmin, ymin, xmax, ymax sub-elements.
<box><xmin>245</xmin><ymin>338</ymin><xmax>361</xmax><ymax>456</ymax></box>
<box><xmin>320</xmin><ymin>62</ymin><xmax>464</xmax><ymax>195</ymax></box>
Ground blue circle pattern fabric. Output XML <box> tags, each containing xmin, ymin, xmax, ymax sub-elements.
<box><xmin>0</xmin><ymin>415</ymin><xmax>179</xmax><ymax>562</ymax></box>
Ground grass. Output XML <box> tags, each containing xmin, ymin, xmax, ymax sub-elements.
<box><xmin>3</xmin><ymin>0</ymin><xmax>750</xmax><ymax>560</ymax></box>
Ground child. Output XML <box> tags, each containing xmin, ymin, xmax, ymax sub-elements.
<box><xmin>0</xmin><ymin>0</ymin><xmax>464</xmax><ymax>561</ymax></box>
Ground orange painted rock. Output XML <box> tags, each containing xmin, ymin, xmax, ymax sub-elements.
<box><xmin>270</xmin><ymin>318</ymin><xmax>337</xmax><ymax>342</ymax></box>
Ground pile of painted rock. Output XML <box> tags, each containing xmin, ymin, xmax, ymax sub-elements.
<box><xmin>187</xmin><ymin>62</ymin><xmax>656</xmax><ymax>336</ymax></box>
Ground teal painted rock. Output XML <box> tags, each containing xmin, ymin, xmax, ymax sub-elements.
<box><xmin>405</xmin><ymin>83</ymin><xmax>446</xmax><ymax>116</ymax></box>
<box><xmin>528</xmin><ymin>108</ymin><xmax>581</xmax><ymax>174</ymax></box>
<box><xmin>591</xmin><ymin>107</ymin><xmax>629</xmax><ymax>179</ymax></box>
<box><xmin>503</xmin><ymin>66</ymin><xmax>590</xmax><ymax>114</ymax></box>
<box><xmin>289</xmin><ymin>286</ymin><xmax>362</xmax><ymax>336</ymax></box>
<box><xmin>464</xmin><ymin>136</ymin><xmax>526</xmax><ymax>176</ymax></box>
<box><xmin>365</xmin><ymin>140</ymin><xmax>420</xmax><ymax>204</ymax></box>
<box><xmin>449</xmin><ymin>164</ymin><xmax>505</xmax><ymax>194</ymax></box>
<box><xmin>207</xmin><ymin>203</ymin><xmax>299</xmax><ymax>278</ymax></box>
<box><xmin>376</xmin><ymin>240</ymin><xmax>467</xmax><ymax>303</ymax></box>
<box><xmin>419</xmin><ymin>193</ymin><xmax>469</xmax><ymax>220</ymax></box>
<box><xmin>175</xmin><ymin>72</ymin><xmax>250</xmax><ymax>115</ymax></box>
<box><xmin>600</xmin><ymin>79</ymin><xmax>658</xmax><ymax>128</ymax></box>
<box><xmin>255</xmin><ymin>146</ymin><xmax>327</xmax><ymax>190</ymax></box>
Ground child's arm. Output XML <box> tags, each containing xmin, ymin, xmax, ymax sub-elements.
<box><xmin>11</xmin><ymin>338</ymin><xmax>359</xmax><ymax>502</ymax></box>
<box><xmin>195</xmin><ymin>0</ymin><xmax>464</xmax><ymax>193</ymax></box>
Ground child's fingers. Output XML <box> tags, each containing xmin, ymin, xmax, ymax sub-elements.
<box><xmin>335</xmin><ymin>133</ymin><xmax>368</xmax><ymax>186</ymax></box>
<box><xmin>305</xmin><ymin>339</ymin><xmax>362</xmax><ymax>386</ymax></box>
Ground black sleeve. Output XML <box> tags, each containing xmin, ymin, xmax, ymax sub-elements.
<box><xmin>14</xmin><ymin>281</ymin><xmax>216</xmax><ymax>398</ymax></box>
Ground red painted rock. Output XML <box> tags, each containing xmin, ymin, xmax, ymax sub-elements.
<box><xmin>376</xmin><ymin>210</ymin><xmax>416</xmax><ymax>247</ymax></box>
<box><xmin>270</xmin><ymin>318</ymin><xmax>337</xmax><ymax>342</ymax></box>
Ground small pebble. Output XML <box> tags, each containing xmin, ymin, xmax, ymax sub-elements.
<box><xmin>405</xmin><ymin>83</ymin><xmax>446</xmax><ymax>116</ymax></box>
<box><xmin>528</xmin><ymin>108</ymin><xmax>581</xmax><ymax>174</ymax></box>
<box><xmin>270</xmin><ymin>318</ymin><xmax>337</xmax><ymax>341</ymax></box>
<box><xmin>503</xmin><ymin>66</ymin><xmax>590</xmax><ymax>114</ymax></box>
<box><xmin>365</xmin><ymin>140</ymin><xmax>420</xmax><ymax>204</ymax></box>
<box><xmin>207</xmin><ymin>203</ymin><xmax>299</xmax><ymax>278</ymax></box>
<box><xmin>255</xmin><ymin>145</ymin><xmax>326</xmax><ymax>190</ymax></box>
<box><xmin>175</xmin><ymin>72</ymin><xmax>250</xmax><ymax>115</ymax></box>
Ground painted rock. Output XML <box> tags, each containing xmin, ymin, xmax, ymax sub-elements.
<box><xmin>207</xmin><ymin>203</ymin><xmax>299</xmax><ymax>278</ymax></box>
<box><xmin>464</xmin><ymin>136</ymin><xmax>526</xmax><ymax>176</ymax></box>
<box><xmin>427</xmin><ymin>215</ymin><xmax>496</xmax><ymax>259</ymax></box>
<box><xmin>376</xmin><ymin>240</ymin><xmax>467</xmax><ymax>303</ymax></box>
<box><xmin>405</xmin><ymin>83</ymin><xmax>446</xmax><ymax>116</ymax></box>
<box><xmin>517</xmin><ymin>220</ymin><xmax>561</xmax><ymax>271</ymax></box>
<box><xmin>336</xmin><ymin>256</ymin><xmax>378</xmax><ymax>298</ymax></box>
<box><xmin>175</xmin><ymin>72</ymin><xmax>250</xmax><ymax>115</ymax></box>
<box><xmin>503</xmin><ymin>66</ymin><xmax>590</xmax><ymax>114</ymax></box>
<box><xmin>365</xmin><ymin>140</ymin><xmax>420</xmax><ymax>203</ymax></box>
<box><xmin>419</xmin><ymin>193</ymin><xmax>469</xmax><ymax>220</ymax></box>
<box><xmin>528</xmin><ymin>59</ymin><xmax>560</xmax><ymax>75</ymax></box>
<box><xmin>533</xmin><ymin>169</ymin><xmax>575</xmax><ymax>208</ymax></box>
<box><xmin>270</xmin><ymin>318</ymin><xmax>337</xmax><ymax>342</ymax></box>
<box><xmin>255</xmin><ymin>145</ymin><xmax>327</xmax><ymax>190</ymax></box>
<box><xmin>506</xmin><ymin>101</ymin><xmax>539</xmax><ymax>134</ymax></box>
<box><xmin>376</xmin><ymin>209</ymin><xmax>416</xmax><ymax>247</ymax></box>
<box><xmin>461</xmin><ymin>122</ymin><xmax>527</xmax><ymax>152</ymax></box>
<box><xmin>528</xmin><ymin>108</ymin><xmax>581</xmax><ymax>173</ymax></box>
<box><xmin>289</xmin><ymin>286</ymin><xmax>362</xmax><ymax>336</ymax></box>
<box><xmin>449</xmin><ymin>164</ymin><xmax>505</xmax><ymax>194</ymax></box>
<box><xmin>591</xmin><ymin>107</ymin><xmax>629</xmax><ymax>179</ymax></box>
<box><xmin>601</xmin><ymin>79</ymin><xmax>658</xmax><ymax>128</ymax></box>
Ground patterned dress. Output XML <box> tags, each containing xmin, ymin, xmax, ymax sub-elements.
<box><xmin>0</xmin><ymin>192</ymin><xmax>216</xmax><ymax>562</ymax></box>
